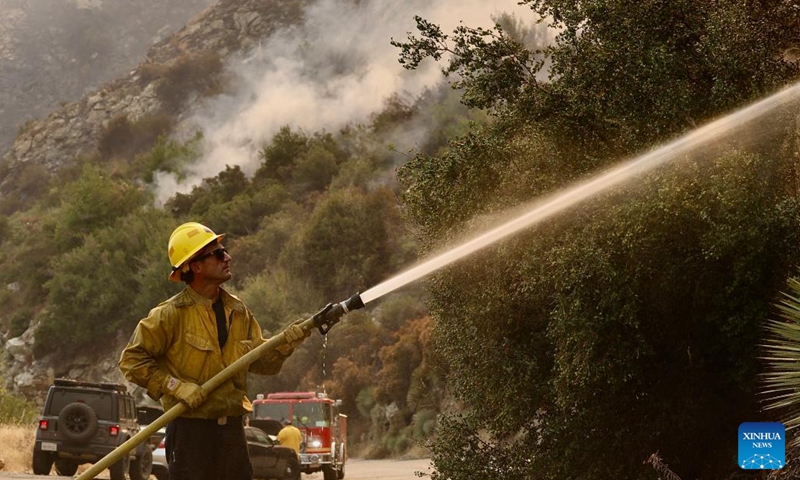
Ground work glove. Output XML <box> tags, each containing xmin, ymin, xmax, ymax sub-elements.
<box><xmin>163</xmin><ymin>376</ymin><xmax>207</xmax><ymax>410</ymax></box>
<box><xmin>275</xmin><ymin>320</ymin><xmax>311</xmax><ymax>356</ymax></box>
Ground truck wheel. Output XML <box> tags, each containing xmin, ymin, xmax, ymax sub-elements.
<box><xmin>285</xmin><ymin>457</ymin><xmax>301</xmax><ymax>480</ymax></box>
<box><xmin>58</xmin><ymin>402</ymin><xmax>98</xmax><ymax>443</ymax></box>
<box><xmin>31</xmin><ymin>448</ymin><xmax>53</xmax><ymax>475</ymax></box>
<box><xmin>323</xmin><ymin>464</ymin><xmax>338</xmax><ymax>480</ymax></box>
<box><xmin>55</xmin><ymin>459</ymin><xmax>79</xmax><ymax>476</ymax></box>
<box><xmin>129</xmin><ymin>447</ymin><xmax>153</xmax><ymax>480</ymax></box>
<box><xmin>109</xmin><ymin>453</ymin><xmax>130</xmax><ymax>480</ymax></box>
<box><xmin>337</xmin><ymin>445</ymin><xmax>346</xmax><ymax>479</ymax></box>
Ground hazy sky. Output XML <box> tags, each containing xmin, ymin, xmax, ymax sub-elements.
<box><xmin>154</xmin><ymin>0</ymin><xmax>539</xmax><ymax>202</ymax></box>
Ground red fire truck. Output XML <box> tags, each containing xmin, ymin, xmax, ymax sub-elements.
<box><xmin>251</xmin><ymin>392</ymin><xmax>347</xmax><ymax>480</ymax></box>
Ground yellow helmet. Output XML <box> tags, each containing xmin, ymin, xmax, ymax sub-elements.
<box><xmin>167</xmin><ymin>222</ymin><xmax>225</xmax><ymax>283</ymax></box>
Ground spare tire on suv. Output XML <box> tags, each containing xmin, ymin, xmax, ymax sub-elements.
<box><xmin>58</xmin><ymin>402</ymin><xmax>99</xmax><ymax>443</ymax></box>
<box><xmin>31</xmin><ymin>378</ymin><xmax>152</xmax><ymax>480</ymax></box>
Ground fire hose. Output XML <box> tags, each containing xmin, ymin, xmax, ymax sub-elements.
<box><xmin>75</xmin><ymin>293</ymin><xmax>365</xmax><ymax>480</ymax></box>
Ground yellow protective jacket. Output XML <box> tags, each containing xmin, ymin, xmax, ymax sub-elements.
<box><xmin>119</xmin><ymin>286</ymin><xmax>288</xmax><ymax>419</ymax></box>
<box><xmin>277</xmin><ymin>425</ymin><xmax>303</xmax><ymax>454</ymax></box>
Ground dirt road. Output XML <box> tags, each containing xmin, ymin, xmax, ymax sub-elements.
<box><xmin>0</xmin><ymin>458</ymin><xmax>434</xmax><ymax>480</ymax></box>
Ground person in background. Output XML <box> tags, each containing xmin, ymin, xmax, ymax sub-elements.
<box><xmin>277</xmin><ymin>419</ymin><xmax>303</xmax><ymax>455</ymax></box>
<box><xmin>119</xmin><ymin>221</ymin><xmax>310</xmax><ymax>480</ymax></box>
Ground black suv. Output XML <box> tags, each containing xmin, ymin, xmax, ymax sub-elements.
<box><xmin>32</xmin><ymin>378</ymin><xmax>153</xmax><ymax>480</ymax></box>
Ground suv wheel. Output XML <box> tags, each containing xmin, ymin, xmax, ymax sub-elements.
<box><xmin>55</xmin><ymin>459</ymin><xmax>79</xmax><ymax>476</ymax></box>
<box><xmin>109</xmin><ymin>453</ymin><xmax>131</xmax><ymax>480</ymax></box>
<box><xmin>31</xmin><ymin>448</ymin><xmax>53</xmax><ymax>475</ymax></box>
<box><xmin>58</xmin><ymin>402</ymin><xmax>99</xmax><ymax>443</ymax></box>
<box><xmin>129</xmin><ymin>447</ymin><xmax>153</xmax><ymax>480</ymax></box>
<box><xmin>285</xmin><ymin>457</ymin><xmax>301</xmax><ymax>480</ymax></box>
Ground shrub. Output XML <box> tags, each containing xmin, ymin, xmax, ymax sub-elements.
<box><xmin>98</xmin><ymin>114</ymin><xmax>173</xmax><ymax>160</ymax></box>
<box><xmin>153</xmin><ymin>51</ymin><xmax>224</xmax><ymax>113</ymax></box>
<box><xmin>0</xmin><ymin>387</ymin><xmax>37</xmax><ymax>425</ymax></box>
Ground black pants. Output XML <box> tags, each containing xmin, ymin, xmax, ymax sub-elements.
<box><xmin>165</xmin><ymin>416</ymin><xmax>253</xmax><ymax>480</ymax></box>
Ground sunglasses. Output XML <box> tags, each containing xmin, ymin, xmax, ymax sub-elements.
<box><xmin>194</xmin><ymin>247</ymin><xmax>228</xmax><ymax>262</ymax></box>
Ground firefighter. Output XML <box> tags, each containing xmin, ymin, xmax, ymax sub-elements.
<box><xmin>119</xmin><ymin>221</ymin><xmax>310</xmax><ymax>480</ymax></box>
<box><xmin>277</xmin><ymin>419</ymin><xmax>303</xmax><ymax>455</ymax></box>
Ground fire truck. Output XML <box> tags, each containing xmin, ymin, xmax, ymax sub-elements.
<box><xmin>251</xmin><ymin>392</ymin><xmax>347</xmax><ymax>480</ymax></box>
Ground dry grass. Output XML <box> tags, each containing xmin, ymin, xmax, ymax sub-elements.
<box><xmin>0</xmin><ymin>424</ymin><xmax>35</xmax><ymax>473</ymax></box>
<box><xmin>0</xmin><ymin>424</ymin><xmax>112</xmax><ymax>476</ymax></box>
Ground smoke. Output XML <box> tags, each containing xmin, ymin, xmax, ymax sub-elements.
<box><xmin>155</xmin><ymin>0</ymin><xmax>540</xmax><ymax>203</ymax></box>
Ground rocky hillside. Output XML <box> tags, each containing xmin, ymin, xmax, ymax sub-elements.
<box><xmin>0</xmin><ymin>0</ymin><xmax>307</xmax><ymax>206</ymax></box>
<box><xmin>0</xmin><ymin>0</ymin><xmax>217</xmax><ymax>156</ymax></box>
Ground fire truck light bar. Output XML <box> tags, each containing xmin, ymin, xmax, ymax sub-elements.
<box><xmin>266</xmin><ymin>392</ymin><xmax>317</xmax><ymax>400</ymax></box>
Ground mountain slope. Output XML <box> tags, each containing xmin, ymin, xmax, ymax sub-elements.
<box><xmin>0</xmin><ymin>0</ymin><xmax>307</xmax><ymax>208</ymax></box>
<box><xmin>0</xmin><ymin>0</ymin><xmax>217</xmax><ymax>155</ymax></box>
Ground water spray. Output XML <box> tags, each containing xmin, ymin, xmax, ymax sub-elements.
<box><xmin>76</xmin><ymin>81</ymin><xmax>800</xmax><ymax>480</ymax></box>
<box><xmin>359</xmin><ymin>81</ymin><xmax>800</xmax><ymax>304</ymax></box>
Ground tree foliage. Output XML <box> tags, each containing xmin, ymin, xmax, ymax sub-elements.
<box><xmin>395</xmin><ymin>1</ymin><xmax>800</xmax><ymax>479</ymax></box>
<box><xmin>53</xmin><ymin>164</ymin><xmax>149</xmax><ymax>251</ymax></box>
<box><xmin>35</xmin><ymin>208</ymin><xmax>176</xmax><ymax>357</ymax></box>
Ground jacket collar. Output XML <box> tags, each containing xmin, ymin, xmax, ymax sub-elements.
<box><xmin>175</xmin><ymin>286</ymin><xmax>246</xmax><ymax>314</ymax></box>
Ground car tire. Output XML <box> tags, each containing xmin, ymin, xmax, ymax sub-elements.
<box><xmin>285</xmin><ymin>457</ymin><xmax>301</xmax><ymax>480</ymax></box>
<box><xmin>31</xmin><ymin>448</ymin><xmax>53</xmax><ymax>475</ymax></box>
<box><xmin>337</xmin><ymin>462</ymin><xmax>345</xmax><ymax>479</ymax></box>
<box><xmin>129</xmin><ymin>447</ymin><xmax>153</xmax><ymax>480</ymax></box>
<box><xmin>109</xmin><ymin>453</ymin><xmax>131</xmax><ymax>480</ymax></box>
<box><xmin>58</xmin><ymin>402</ymin><xmax>98</xmax><ymax>443</ymax></box>
<box><xmin>55</xmin><ymin>458</ymin><xmax>79</xmax><ymax>476</ymax></box>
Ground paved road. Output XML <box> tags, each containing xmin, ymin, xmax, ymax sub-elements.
<box><xmin>0</xmin><ymin>458</ymin><xmax>434</xmax><ymax>480</ymax></box>
<box><xmin>307</xmin><ymin>458</ymin><xmax>434</xmax><ymax>479</ymax></box>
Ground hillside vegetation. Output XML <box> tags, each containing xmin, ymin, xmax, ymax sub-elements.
<box><xmin>393</xmin><ymin>1</ymin><xmax>800</xmax><ymax>479</ymax></box>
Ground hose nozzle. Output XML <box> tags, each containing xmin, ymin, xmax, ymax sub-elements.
<box><xmin>312</xmin><ymin>292</ymin><xmax>365</xmax><ymax>335</ymax></box>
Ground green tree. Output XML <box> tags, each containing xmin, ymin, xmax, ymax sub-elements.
<box><xmin>394</xmin><ymin>0</ymin><xmax>799</xmax><ymax>161</ymax></box>
<box><xmin>289</xmin><ymin>187</ymin><xmax>400</xmax><ymax>300</ymax></box>
<box><xmin>394</xmin><ymin>1</ymin><xmax>800</xmax><ymax>479</ymax></box>
<box><xmin>291</xmin><ymin>145</ymin><xmax>339</xmax><ymax>195</ymax></box>
<box><xmin>165</xmin><ymin>164</ymin><xmax>250</xmax><ymax>220</ymax></box>
<box><xmin>254</xmin><ymin>126</ymin><xmax>310</xmax><ymax>184</ymax></box>
<box><xmin>130</xmin><ymin>131</ymin><xmax>203</xmax><ymax>183</ymax></box>
<box><xmin>203</xmin><ymin>182</ymin><xmax>290</xmax><ymax>237</ymax></box>
<box><xmin>53</xmin><ymin>164</ymin><xmax>148</xmax><ymax>251</ymax></box>
<box><xmin>34</xmin><ymin>208</ymin><xmax>176</xmax><ymax>357</ymax></box>
<box><xmin>227</xmin><ymin>201</ymin><xmax>304</xmax><ymax>285</ymax></box>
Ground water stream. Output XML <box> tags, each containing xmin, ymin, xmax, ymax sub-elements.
<box><xmin>359</xmin><ymin>82</ymin><xmax>800</xmax><ymax>305</ymax></box>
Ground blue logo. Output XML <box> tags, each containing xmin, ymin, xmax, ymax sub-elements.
<box><xmin>738</xmin><ymin>422</ymin><xmax>785</xmax><ymax>470</ymax></box>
